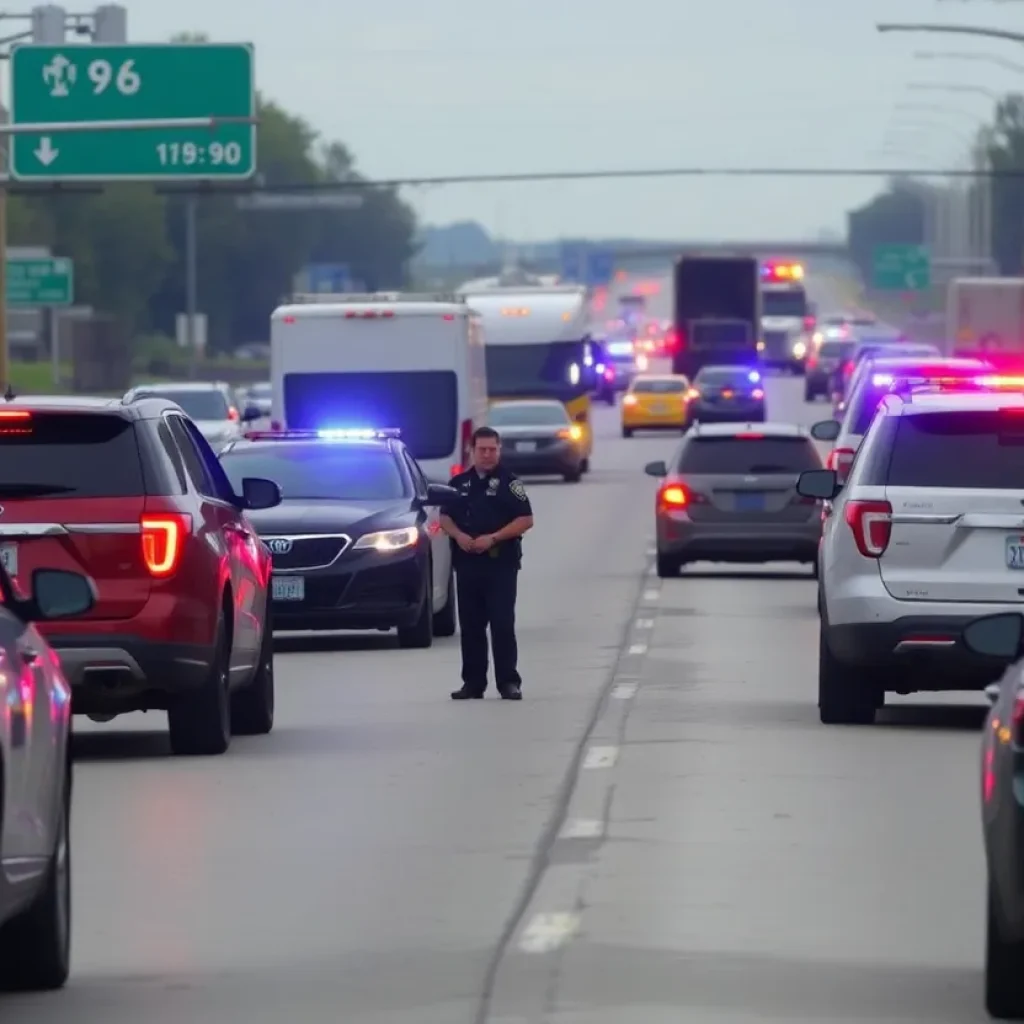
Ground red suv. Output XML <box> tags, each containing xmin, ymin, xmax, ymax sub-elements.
<box><xmin>0</xmin><ymin>395</ymin><xmax>282</xmax><ymax>756</ymax></box>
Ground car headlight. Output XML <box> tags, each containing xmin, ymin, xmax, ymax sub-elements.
<box><xmin>353</xmin><ymin>527</ymin><xmax>419</xmax><ymax>552</ymax></box>
<box><xmin>792</xmin><ymin>340</ymin><xmax>807</xmax><ymax>358</ymax></box>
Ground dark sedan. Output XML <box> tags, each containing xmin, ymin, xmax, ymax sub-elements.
<box><xmin>486</xmin><ymin>399</ymin><xmax>585</xmax><ymax>482</ymax></box>
<box><xmin>219</xmin><ymin>430</ymin><xmax>458</xmax><ymax>648</ymax></box>
<box><xmin>689</xmin><ymin>365</ymin><xmax>766</xmax><ymax>424</ymax></box>
<box><xmin>960</xmin><ymin>612</ymin><xmax>1024</xmax><ymax>1019</ymax></box>
<box><xmin>804</xmin><ymin>336</ymin><xmax>855</xmax><ymax>402</ymax></box>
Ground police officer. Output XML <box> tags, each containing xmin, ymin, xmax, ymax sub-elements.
<box><xmin>439</xmin><ymin>426</ymin><xmax>534</xmax><ymax>700</ymax></box>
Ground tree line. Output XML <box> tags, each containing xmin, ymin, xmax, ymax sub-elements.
<box><xmin>8</xmin><ymin>36</ymin><xmax>418</xmax><ymax>355</ymax></box>
<box><xmin>847</xmin><ymin>91</ymin><xmax>1024</xmax><ymax>283</ymax></box>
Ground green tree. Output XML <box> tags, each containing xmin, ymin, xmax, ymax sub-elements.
<box><xmin>846</xmin><ymin>179</ymin><xmax>926</xmax><ymax>282</ymax></box>
<box><xmin>987</xmin><ymin>94</ymin><xmax>1024</xmax><ymax>274</ymax></box>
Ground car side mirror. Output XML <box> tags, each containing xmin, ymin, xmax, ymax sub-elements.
<box><xmin>423</xmin><ymin>483</ymin><xmax>459</xmax><ymax>506</ymax></box>
<box><xmin>797</xmin><ymin>468</ymin><xmax>840</xmax><ymax>501</ymax></box>
<box><xmin>241</xmin><ymin>404</ymin><xmax>262</xmax><ymax>423</ymax></box>
<box><xmin>644</xmin><ymin>460</ymin><xmax>667</xmax><ymax>477</ymax></box>
<box><xmin>962</xmin><ymin>613</ymin><xmax>1024</xmax><ymax>660</ymax></box>
<box><xmin>810</xmin><ymin>419</ymin><xmax>841</xmax><ymax>442</ymax></box>
<box><xmin>241</xmin><ymin>476</ymin><xmax>281</xmax><ymax>511</ymax></box>
<box><xmin>25</xmin><ymin>568</ymin><xmax>95</xmax><ymax>620</ymax></box>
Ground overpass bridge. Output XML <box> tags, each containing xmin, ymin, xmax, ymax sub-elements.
<box><xmin>601</xmin><ymin>240</ymin><xmax>850</xmax><ymax>262</ymax></box>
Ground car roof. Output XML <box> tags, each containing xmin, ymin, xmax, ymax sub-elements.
<box><xmin>490</xmin><ymin>398</ymin><xmax>563</xmax><ymax>408</ymax></box>
<box><xmin>0</xmin><ymin>394</ymin><xmax>124</xmax><ymax>409</ymax></box>
<box><xmin>131</xmin><ymin>381</ymin><xmax>230</xmax><ymax>392</ymax></box>
<box><xmin>886</xmin><ymin>390</ymin><xmax>1024</xmax><ymax>416</ymax></box>
<box><xmin>633</xmin><ymin>373</ymin><xmax>688</xmax><ymax>382</ymax></box>
<box><xmin>867</xmin><ymin>355</ymin><xmax>988</xmax><ymax>370</ymax></box>
<box><xmin>224</xmin><ymin>436</ymin><xmax>398</xmax><ymax>453</ymax></box>
<box><xmin>695</xmin><ymin>364</ymin><xmax>758</xmax><ymax>374</ymax></box>
<box><xmin>691</xmin><ymin>421</ymin><xmax>808</xmax><ymax>438</ymax></box>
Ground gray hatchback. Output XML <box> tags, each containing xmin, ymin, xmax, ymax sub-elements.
<box><xmin>645</xmin><ymin>422</ymin><xmax>823</xmax><ymax>577</ymax></box>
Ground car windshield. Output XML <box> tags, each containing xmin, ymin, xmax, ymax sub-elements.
<box><xmin>762</xmin><ymin>291</ymin><xmax>807</xmax><ymax>317</ymax></box>
<box><xmin>220</xmin><ymin>445</ymin><xmax>406</xmax><ymax>501</ymax></box>
<box><xmin>632</xmin><ymin>379</ymin><xmax>687</xmax><ymax>394</ymax></box>
<box><xmin>487</xmin><ymin>403</ymin><xmax>568</xmax><ymax>426</ymax></box>
<box><xmin>141</xmin><ymin>389</ymin><xmax>230</xmax><ymax>421</ymax></box>
<box><xmin>249</xmin><ymin>383</ymin><xmax>272</xmax><ymax>398</ymax></box>
<box><xmin>819</xmin><ymin>340</ymin><xmax>856</xmax><ymax>359</ymax></box>
<box><xmin>678</xmin><ymin>435</ymin><xmax>821</xmax><ymax>474</ymax></box>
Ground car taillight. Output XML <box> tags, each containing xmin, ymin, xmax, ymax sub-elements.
<box><xmin>983</xmin><ymin>741</ymin><xmax>996</xmax><ymax>803</ymax></box>
<box><xmin>270</xmin><ymin>419</ymin><xmax>282</xmax><ymax>431</ymax></box>
<box><xmin>843</xmin><ymin>499</ymin><xmax>891</xmax><ymax>558</ymax></box>
<box><xmin>803</xmin><ymin>316</ymin><xmax>815</xmax><ymax>330</ymax></box>
<box><xmin>604</xmin><ymin>367</ymin><xmax>615</xmax><ymax>381</ymax></box>
<box><xmin>451</xmin><ymin>418</ymin><xmax>473</xmax><ymax>477</ymax></box>
<box><xmin>806</xmin><ymin>353</ymin><xmax>818</xmax><ymax>370</ymax></box>
<box><xmin>751</xmin><ymin>388</ymin><xmax>764</xmax><ymax>399</ymax></box>
<box><xmin>658</xmin><ymin>484</ymin><xmax>688</xmax><ymax>508</ymax></box>
<box><xmin>227</xmin><ymin>407</ymin><xmax>239</xmax><ymax>421</ymax></box>
<box><xmin>827</xmin><ymin>447</ymin><xmax>855</xmax><ymax>480</ymax></box>
<box><xmin>140</xmin><ymin>513</ymin><xmax>192</xmax><ymax>577</ymax></box>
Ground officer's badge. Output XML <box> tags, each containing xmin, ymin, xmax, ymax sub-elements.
<box><xmin>510</xmin><ymin>479</ymin><xmax>528</xmax><ymax>501</ymax></box>
<box><xmin>488</xmin><ymin>477</ymin><xmax>500</xmax><ymax>492</ymax></box>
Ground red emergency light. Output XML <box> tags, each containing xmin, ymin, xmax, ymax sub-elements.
<box><xmin>761</xmin><ymin>261</ymin><xmax>804</xmax><ymax>282</ymax></box>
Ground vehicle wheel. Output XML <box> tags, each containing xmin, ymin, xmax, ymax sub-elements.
<box><xmin>231</xmin><ymin>606</ymin><xmax>275</xmax><ymax>736</ymax></box>
<box><xmin>563</xmin><ymin>466</ymin><xmax>582</xmax><ymax>482</ymax></box>
<box><xmin>622</xmin><ymin>427</ymin><xmax>633</xmax><ymax>438</ymax></box>
<box><xmin>398</xmin><ymin>579</ymin><xmax>434</xmax><ymax>649</ymax></box>
<box><xmin>986</xmin><ymin>875</ymin><xmax>1024</xmax><ymax>1019</ymax></box>
<box><xmin>809</xmin><ymin>560</ymin><xmax>819</xmax><ymax>579</ymax></box>
<box><xmin>432</xmin><ymin>563</ymin><xmax>457</xmax><ymax>637</ymax></box>
<box><xmin>803</xmin><ymin>385</ymin><xmax>815</xmax><ymax>402</ymax></box>
<box><xmin>581</xmin><ymin>457</ymin><xmax>590</xmax><ymax>473</ymax></box>
<box><xmin>656</xmin><ymin>553</ymin><xmax>679</xmax><ymax>578</ymax></box>
<box><xmin>168</xmin><ymin>609</ymin><xmax>231</xmax><ymax>756</ymax></box>
<box><xmin>0</xmin><ymin>767</ymin><xmax>71</xmax><ymax>991</ymax></box>
<box><xmin>818</xmin><ymin>620</ymin><xmax>877</xmax><ymax>725</ymax></box>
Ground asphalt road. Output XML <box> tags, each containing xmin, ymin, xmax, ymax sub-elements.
<box><xmin>2</xmin><ymin>273</ymin><xmax>988</xmax><ymax>1023</ymax></box>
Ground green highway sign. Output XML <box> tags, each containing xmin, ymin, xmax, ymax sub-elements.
<box><xmin>9</xmin><ymin>43</ymin><xmax>256</xmax><ymax>181</ymax></box>
<box><xmin>871</xmin><ymin>244</ymin><xmax>931</xmax><ymax>292</ymax></box>
<box><xmin>7</xmin><ymin>257</ymin><xmax>74</xmax><ymax>306</ymax></box>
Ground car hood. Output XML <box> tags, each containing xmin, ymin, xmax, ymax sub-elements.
<box><xmin>244</xmin><ymin>499</ymin><xmax>412</xmax><ymax>537</ymax></box>
<box><xmin>195</xmin><ymin>419</ymin><xmax>236</xmax><ymax>438</ymax></box>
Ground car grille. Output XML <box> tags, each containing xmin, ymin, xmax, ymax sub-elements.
<box><xmin>266</xmin><ymin>535</ymin><xmax>350</xmax><ymax>570</ymax></box>
<box><xmin>762</xmin><ymin>331</ymin><xmax>789</xmax><ymax>354</ymax></box>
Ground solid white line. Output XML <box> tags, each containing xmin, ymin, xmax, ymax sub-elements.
<box><xmin>583</xmin><ymin>745</ymin><xmax>618</xmax><ymax>769</ymax></box>
<box><xmin>634</xmin><ymin>618</ymin><xmax>654</xmax><ymax>629</ymax></box>
<box><xmin>642</xmin><ymin>589</ymin><xmax>660</xmax><ymax>601</ymax></box>
<box><xmin>560</xmin><ymin>818</ymin><xmax>604</xmax><ymax>840</ymax></box>
<box><xmin>611</xmin><ymin>682</ymin><xmax>638</xmax><ymax>699</ymax></box>
<box><xmin>518</xmin><ymin>912</ymin><xmax>580</xmax><ymax>953</ymax></box>
<box><xmin>628</xmin><ymin>643</ymin><xmax>647</xmax><ymax>655</ymax></box>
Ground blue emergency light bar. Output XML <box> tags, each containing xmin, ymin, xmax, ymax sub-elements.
<box><xmin>243</xmin><ymin>428</ymin><xmax>402</xmax><ymax>441</ymax></box>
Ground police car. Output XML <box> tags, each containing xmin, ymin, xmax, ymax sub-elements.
<box><xmin>218</xmin><ymin>429</ymin><xmax>459</xmax><ymax>647</ymax></box>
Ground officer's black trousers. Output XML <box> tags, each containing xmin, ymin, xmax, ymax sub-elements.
<box><xmin>455</xmin><ymin>563</ymin><xmax>521</xmax><ymax>693</ymax></box>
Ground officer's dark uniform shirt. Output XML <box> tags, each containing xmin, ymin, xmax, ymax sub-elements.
<box><xmin>441</xmin><ymin>466</ymin><xmax>533</xmax><ymax>568</ymax></box>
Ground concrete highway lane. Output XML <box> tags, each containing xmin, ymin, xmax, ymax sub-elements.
<box><xmin>0</xmin><ymin>403</ymin><xmax>677</xmax><ymax>1024</ymax></box>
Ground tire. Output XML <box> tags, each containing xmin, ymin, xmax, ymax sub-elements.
<box><xmin>0</xmin><ymin>768</ymin><xmax>72</xmax><ymax>991</ymax></box>
<box><xmin>168</xmin><ymin>609</ymin><xmax>231</xmax><ymax>756</ymax></box>
<box><xmin>581</xmin><ymin>457</ymin><xmax>590</xmax><ymax>473</ymax></box>
<box><xmin>818</xmin><ymin>620</ymin><xmax>878</xmax><ymax>725</ymax></box>
<box><xmin>809</xmin><ymin>560</ymin><xmax>819</xmax><ymax>580</ymax></box>
<box><xmin>804</xmin><ymin>385</ymin><xmax>815</xmax><ymax>402</ymax></box>
<box><xmin>622</xmin><ymin>427</ymin><xmax>633</xmax><ymax>438</ymax></box>
<box><xmin>563</xmin><ymin>466</ymin><xmax>582</xmax><ymax>482</ymax></box>
<box><xmin>656</xmin><ymin>553</ymin><xmax>679</xmax><ymax>578</ymax></box>
<box><xmin>398</xmin><ymin>577</ymin><xmax>434</xmax><ymax>649</ymax></box>
<box><xmin>432</xmin><ymin>564</ymin><xmax>457</xmax><ymax>637</ymax></box>
<box><xmin>986</xmin><ymin>875</ymin><xmax>1024</xmax><ymax>1019</ymax></box>
<box><xmin>231</xmin><ymin>606</ymin><xmax>275</xmax><ymax>736</ymax></box>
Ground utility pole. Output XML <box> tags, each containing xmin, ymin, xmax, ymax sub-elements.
<box><xmin>184</xmin><ymin>195</ymin><xmax>198</xmax><ymax>378</ymax></box>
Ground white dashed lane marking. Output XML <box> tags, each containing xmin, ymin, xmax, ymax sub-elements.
<box><xmin>583</xmin><ymin>746</ymin><xmax>618</xmax><ymax>769</ymax></box>
<box><xmin>518</xmin><ymin>912</ymin><xmax>580</xmax><ymax>953</ymax></box>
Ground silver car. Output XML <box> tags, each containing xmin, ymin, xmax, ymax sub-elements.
<box><xmin>811</xmin><ymin>355</ymin><xmax>992</xmax><ymax>480</ymax></box>
<box><xmin>644</xmin><ymin>422</ymin><xmax>823</xmax><ymax>578</ymax></box>
<box><xmin>0</xmin><ymin>567</ymin><xmax>95</xmax><ymax>990</ymax></box>
<box><xmin>123</xmin><ymin>381</ymin><xmax>261</xmax><ymax>448</ymax></box>
<box><xmin>799</xmin><ymin>386</ymin><xmax>1024</xmax><ymax>725</ymax></box>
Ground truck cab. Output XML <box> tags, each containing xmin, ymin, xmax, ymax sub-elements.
<box><xmin>758</xmin><ymin>261</ymin><xmax>812</xmax><ymax>375</ymax></box>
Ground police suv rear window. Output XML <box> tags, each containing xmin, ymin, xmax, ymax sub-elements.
<box><xmin>0</xmin><ymin>412</ymin><xmax>145</xmax><ymax>497</ymax></box>
<box><xmin>885</xmin><ymin>410</ymin><xmax>1024</xmax><ymax>489</ymax></box>
<box><xmin>819</xmin><ymin>341</ymin><xmax>855</xmax><ymax>358</ymax></box>
<box><xmin>677</xmin><ymin>436</ymin><xmax>821</xmax><ymax>474</ymax></box>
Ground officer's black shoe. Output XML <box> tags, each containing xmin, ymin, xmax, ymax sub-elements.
<box><xmin>451</xmin><ymin>686</ymin><xmax>485</xmax><ymax>700</ymax></box>
<box><xmin>499</xmin><ymin>684</ymin><xmax>522</xmax><ymax>700</ymax></box>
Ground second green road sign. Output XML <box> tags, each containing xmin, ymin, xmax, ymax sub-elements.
<box><xmin>7</xmin><ymin>257</ymin><xmax>74</xmax><ymax>306</ymax></box>
<box><xmin>9</xmin><ymin>44</ymin><xmax>255</xmax><ymax>181</ymax></box>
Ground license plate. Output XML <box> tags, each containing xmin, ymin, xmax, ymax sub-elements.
<box><xmin>272</xmin><ymin>576</ymin><xmax>305</xmax><ymax>601</ymax></box>
<box><xmin>721</xmin><ymin>390</ymin><xmax>734</xmax><ymax>399</ymax></box>
<box><xmin>0</xmin><ymin>544</ymin><xmax>17</xmax><ymax>576</ymax></box>
<box><xmin>516</xmin><ymin>441</ymin><xmax>537</xmax><ymax>452</ymax></box>
<box><xmin>1007</xmin><ymin>537</ymin><xmax>1024</xmax><ymax>569</ymax></box>
<box><xmin>650</xmin><ymin>403</ymin><xmax>667</xmax><ymax>414</ymax></box>
<box><xmin>736</xmin><ymin>492</ymin><xmax>765</xmax><ymax>512</ymax></box>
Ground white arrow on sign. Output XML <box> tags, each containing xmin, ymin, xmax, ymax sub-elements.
<box><xmin>33</xmin><ymin>137</ymin><xmax>58</xmax><ymax>166</ymax></box>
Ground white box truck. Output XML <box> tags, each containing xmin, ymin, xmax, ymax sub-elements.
<box><xmin>947</xmin><ymin>277</ymin><xmax>1024</xmax><ymax>368</ymax></box>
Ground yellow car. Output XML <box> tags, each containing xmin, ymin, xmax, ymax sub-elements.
<box><xmin>621</xmin><ymin>374</ymin><xmax>692</xmax><ymax>437</ymax></box>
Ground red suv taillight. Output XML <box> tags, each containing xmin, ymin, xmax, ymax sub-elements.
<box><xmin>141</xmin><ymin>513</ymin><xmax>192</xmax><ymax>577</ymax></box>
<box><xmin>843</xmin><ymin>500</ymin><xmax>891</xmax><ymax>558</ymax></box>
<box><xmin>657</xmin><ymin>483</ymin><xmax>706</xmax><ymax>512</ymax></box>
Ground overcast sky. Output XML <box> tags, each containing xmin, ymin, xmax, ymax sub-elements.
<box><xmin>104</xmin><ymin>1</ymin><xmax>1017</xmax><ymax>239</ymax></box>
